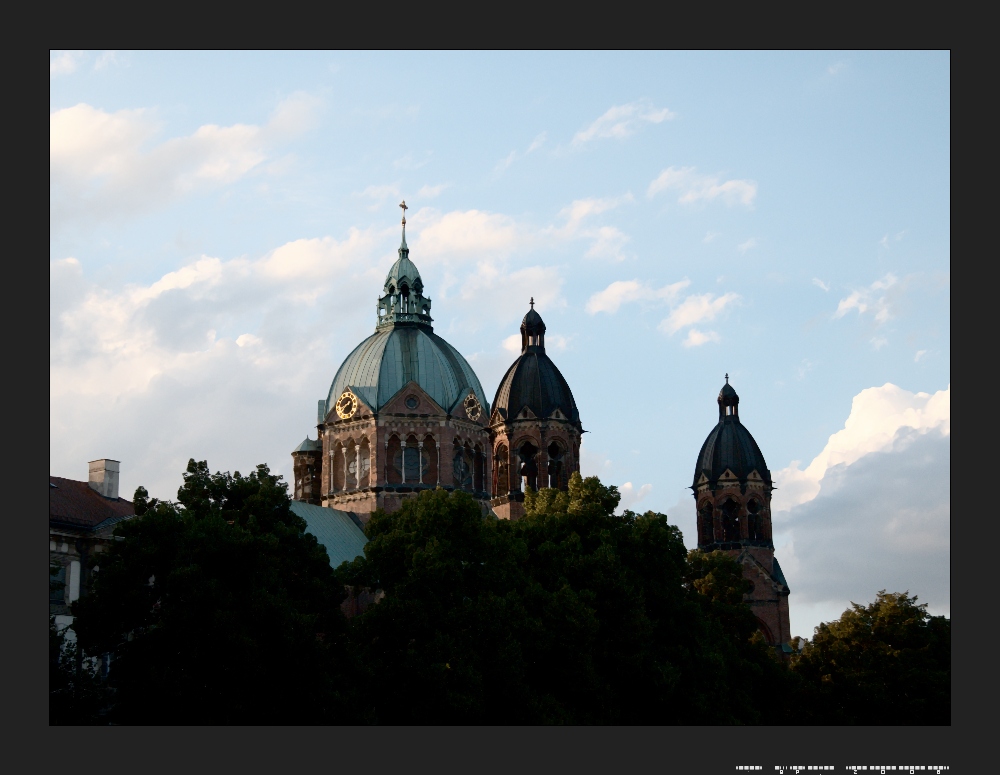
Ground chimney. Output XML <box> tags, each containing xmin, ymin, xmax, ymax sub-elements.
<box><xmin>88</xmin><ymin>459</ymin><xmax>121</xmax><ymax>500</ymax></box>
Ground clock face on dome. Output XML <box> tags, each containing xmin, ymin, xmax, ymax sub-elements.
<box><xmin>335</xmin><ymin>390</ymin><xmax>358</xmax><ymax>419</ymax></box>
<box><xmin>464</xmin><ymin>393</ymin><xmax>482</xmax><ymax>421</ymax></box>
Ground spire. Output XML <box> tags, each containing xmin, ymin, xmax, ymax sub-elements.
<box><xmin>378</xmin><ymin>203</ymin><xmax>433</xmax><ymax>330</ymax></box>
<box><xmin>530</xmin><ymin>296</ymin><xmax>534</xmax><ymax>309</ymax></box>
<box><xmin>399</xmin><ymin>200</ymin><xmax>409</xmax><ymax>251</ymax></box>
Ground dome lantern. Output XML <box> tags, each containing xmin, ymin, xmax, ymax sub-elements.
<box><xmin>377</xmin><ymin>201</ymin><xmax>433</xmax><ymax>330</ymax></box>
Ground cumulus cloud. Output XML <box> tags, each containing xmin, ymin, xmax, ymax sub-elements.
<box><xmin>51</xmin><ymin>50</ymin><xmax>86</xmax><ymax>76</ymax></box>
<box><xmin>551</xmin><ymin>194</ymin><xmax>634</xmax><ymax>260</ymax></box>
<box><xmin>772</xmin><ymin>383</ymin><xmax>949</xmax><ymax>514</ymax></box>
<box><xmin>681</xmin><ymin>328</ymin><xmax>720</xmax><ymax>347</ymax></box>
<box><xmin>50</xmin><ymin>93</ymin><xmax>322</xmax><ymax>228</ymax></box>
<box><xmin>50</xmin><ymin>227</ymin><xmax>391</xmax><ymax>494</ymax></box>
<box><xmin>647</xmin><ymin>166</ymin><xmax>757</xmax><ymax>207</ymax></box>
<box><xmin>764</xmin><ymin>383</ymin><xmax>951</xmax><ymax>637</ymax></box>
<box><xmin>659</xmin><ymin>292</ymin><xmax>739</xmax><ymax>336</ymax></box>
<box><xmin>617</xmin><ymin>482</ymin><xmax>653</xmax><ymax>514</ymax></box>
<box><xmin>413</xmin><ymin>208</ymin><xmax>523</xmax><ymax>260</ymax></box>
<box><xmin>570</xmin><ymin>99</ymin><xmax>674</xmax><ymax>149</ymax></box>
<box><xmin>585</xmin><ymin>279</ymin><xmax>689</xmax><ymax>314</ymax></box>
<box><xmin>834</xmin><ymin>273</ymin><xmax>897</xmax><ymax>324</ymax></box>
<box><xmin>586</xmin><ymin>280</ymin><xmax>736</xmax><ymax>346</ymax></box>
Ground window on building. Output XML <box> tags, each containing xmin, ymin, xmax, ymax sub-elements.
<box><xmin>722</xmin><ymin>498</ymin><xmax>741</xmax><ymax>542</ymax></box>
<box><xmin>50</xmin><ymin>564</ymin><xmax>66</xmax><ymax>605</ymax></box>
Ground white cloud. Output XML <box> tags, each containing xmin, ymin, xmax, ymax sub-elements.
<box><xmin>50</xmin><ymin>94</ymin><xmax>322</xmax><ymax>228</ymax></box>
<box><xmin>737</xmin><ymin>238</ymin><xmax>757</xmax><ymax>253</ymax></box>
<box><xmin>494</xmin><ymin>151</ymin><xmax>517</xmax><ymax>174</ymax></box>
<box><xmin>353</xmin><ymin>183</ymin><xmax>401</xmax><ymax>209</ymax></box>
<box><xmin>585</xmin><ymin>279</ymin><xmax>689</xmax><ymax>314</ymax></box>
<box><xmin>772</xmin><ymin>383</ymin><xmax>949</xmax><ymax>514</ymax></box>
<box><xmin>617</xmin><ymin>482</ymin><xmax>653</xmax><ymax>514</ymax></box>
<box><xmin>648</xmin><ymin>166</ymin><xmax>757</xmax><ymax>207</ymax></box>
<box><xmin>94</xmin><ymin>50</ymin><xmax>122</xmax><ymax>70</ymax></box>
<box><xmin>827</xmin><ymin>62</ymin><xmax>847</xmax><ymax>76</ymax></box>
<box><xmin>914</xmin><ymin>349</ymin><xmax>928</xmax><ymax>362</ymax></box>
<box><xmin>527</xmin><ymin>132</ymin><xmax>547</xmax><ymax>153</ymax></box>
<box><xmin>772</xmin><ymin>383</ymin><xmax>950</xmax><ymax>637</ymax></box>
<box><xmin>870</xmin><ymin>336</ymin><xmax>888</xmax><ymax>350</ymax></box>
<box><xmin>551</xmin><ymin>195</ymin><xmax>633</xmax><ymax>260</ymax></box>
<box><xmin>570</xmin><ymin>99</ymin><xmax>674</xmax><ymax>149</ymax></box>
<box><xmin>833</xmin><ymin>273</ymin><xmax>897</xmax><ymax>324</ymax></box>
<box><xmin>501</xmin><ymin>333</ymin><xmax>522</xmax><ymax>355</ymax></box>
<box><xmin>51</xmin><ymin>50</ymin><xmax>85</xmax><ymax>76</ymax></box>
<box><xmin>703</xmin><ymin>231</ymin><xmax>719</xmax><ymax>243</ymax></box>
<box><xmin>413</xmin><ymin>208</ymin><xmax>522</xmax><ymax>260</ymax></box>
<box><xmin>681</xmin><ymin>328</ymin><xmax>720</xmax><ymax>347</ymax></box>
<box><xmin>659</xmin><ymin>292</ymin><xmax>739</xmax><ymax>335</ymax></box>
<box><xmin>417</xmin><ymin>183</ymin><xmax>449</xmax><ymax>199</ymax></box>
<box><xmin>812</xmin><ymin>278</ymin><xmax>830</xmax><ymax>292</ymax></box>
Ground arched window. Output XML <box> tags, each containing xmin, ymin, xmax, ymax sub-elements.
<box><xmin>722</xmin><ymin>498</ymin><xmax>741</xmax><ymax>542</ymax></box>
<box><xmin>547</xmin><ymin>441</ymin><xmax>565</xmax><ymax>489</ymax></box>
<box><xmin>517</xmin><ymin>441</ymin><xmax>538</xmax><ymax>491</ymax></box>
<box><xmin>386</xmin><ymin>436</ymin><xmax>402</xmax><ymax>484</ymax></box>
<box><xmin>699</xmin><ymin>502</ymin><xmax>715</xmax><ymax>544</ymax></box>
<box><xmin>494</xmin><ymin>444</ymin><xmax>509</xmax><ymax>496</ymax></box>
<box><xmin>474</xmin><ymin>443</ymin><xmax>485</xmax><ymax>492</ymax></box>
<box><xmin>453</xmin><ymin>442</ymin><xmax>474</xmax><ymax>491</ymax></box>
<box><xmin>423</xmin><ymin>434</ymin><xmax>438</xmax><ymax>485</ymax></box>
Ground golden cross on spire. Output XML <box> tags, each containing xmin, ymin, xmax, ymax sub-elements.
<box><xmin>399</xmin><ymin>200</ymin><xmax>408</xmax><ymax>225</ymax></box>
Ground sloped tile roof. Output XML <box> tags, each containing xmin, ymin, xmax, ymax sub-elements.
<box><xmin>49</xmin><ymin>477</ymin><xmax>134</xmax><ymax>530</ymax></box>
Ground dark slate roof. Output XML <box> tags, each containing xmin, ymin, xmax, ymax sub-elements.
<box><xmin>693</xmin><ymin>418</ymin><xmax>771</xmax><ymax>487</ymax></box>
<box><xmin>290</xmin><ymin>501</ymin><xmax>368</xmax><ymax>569</ymax></box>
<box><xmin>521</xmin><ymin>307</ymin><xmax>545</xmax><ymax>333</ymax></box>
<box><xmin>493</xmin><ymin>351</ymin><xmax>580</xmax><ymax>424</ymax></box>
<box><xmin>771</xmin><ymin>557</ymin><xmax>788</xmax><ymax>588</ymax></box>
<box><xmin>325</xmin><ymin>325</ymin><xmax>489</xmax><ymax>417</ymax></box>
<box><xmin>49</xmin><ymin>477</ymin><xmax>135</xmax><ymax>531</ymax></box>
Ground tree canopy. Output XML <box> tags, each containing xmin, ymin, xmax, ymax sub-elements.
<box><xmin>74</xmin><ymin>459</ymin><xmax>354</xmax><ymax>724</ymax></box>
<box><xmin>789</xmin><ymin>591</ymin><xmax>950</xmax><ymax>724</ymax></box>
<box><xmin>64</xmin><ymin>462</ymin><xmax>948</xmax><ymax>725</ymax></box>
<box><xmin>338</xmin><ymin>473</ymin><xmax>790</xmax><ymax>724</ymax></box>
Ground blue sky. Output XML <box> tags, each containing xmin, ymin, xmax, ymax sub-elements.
<box><xmin>50</xmin><ymin>51</ymin><xmax>950</xmax><ymax>638</ymax></box>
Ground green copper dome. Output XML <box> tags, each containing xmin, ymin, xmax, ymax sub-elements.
<box><xmin>324</xmin><ymin>215</ymin><xmax>488</xmax><ymax>418</ymax></box>
<box><xmin>325</xmin><ymin>326</ymin><xmax>489</xmax><ymax>417</ymax></box>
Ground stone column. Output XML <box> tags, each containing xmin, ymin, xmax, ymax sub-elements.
<box><xmin>355</xmin><ymin>445</ymin><xmax>361</xmax><ymax>491</ymax></box>
<box><xmin>418</xmin><ymin>440</ymin><xmax>424</xmax><ymax>484</ymax></box>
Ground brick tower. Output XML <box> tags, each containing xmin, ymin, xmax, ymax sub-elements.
<box><xmin>692</xmin><ymin>376</ymin><xmax>791</xmax><ymax>652</ymax></box>
<box><xmin>490</xmin><ymin>301</ymin><xmax>583</xmax><ymax>520</ymax></box>
<box><xmin>291</xmin><ymin>203</ymin><xmax>492</xmax><ymax>520</ymax></box>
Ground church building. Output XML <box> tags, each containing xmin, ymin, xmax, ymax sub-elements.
<box><xmin>286</xmin><ymin>206</ymin><xmax>791</xmax><ymax>650</ymax></box>
<box><xmin>692</xmin><ymin>377</ymin><xmax>792</xmax><ymax>653</ymax></box>
<box><xmin>291</xmin><ymin>204</ymin><xmax>581</xmax><ymax>522</ymax></box>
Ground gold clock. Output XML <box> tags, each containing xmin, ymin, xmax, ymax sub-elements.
<box><xmin>464</xmin><ymin>393</ymin><xmax>482</xmax><ymax>421</ymax></box>
<box><xmin>335</xmin><ymin>390</ymin><xmax>358</xmax><ymax>419</ymax></box>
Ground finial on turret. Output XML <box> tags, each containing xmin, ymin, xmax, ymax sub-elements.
<box><xmin>530</xmin><ymin>297</ymin><xmax>534</xmax><ymax>309</ymax></box>
<box><xmin>725</xmin><ymin>372</ymin><xmax>729</xmax><ymax>384</ymax></box>
<box><xmin>399</xmin><ymin>200</ymin><xmax>408</xmax><ymax>225</ymax></box>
